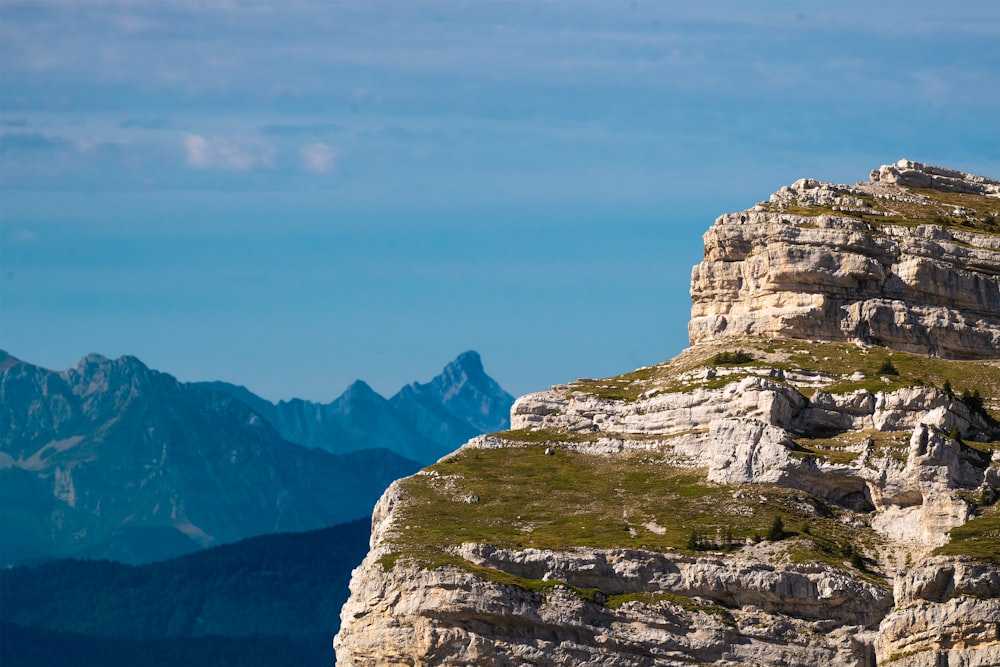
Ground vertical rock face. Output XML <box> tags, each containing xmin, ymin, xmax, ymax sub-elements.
<box><xmin>335</xmin><ymin>162</ymin><xmax>1000</xmax><ymax>667</ymax></box>
<box><xmin>689</xmin><ymin>160</ymin><xmax>1000</xmax><ymax>358</ymax></box>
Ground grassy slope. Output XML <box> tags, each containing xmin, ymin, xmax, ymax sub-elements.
<box><xmin>383</xmin><ymin>443</ymin><xmax>888</xmax><ymax>587</ymax></box>
<box><xmin>765</xmin><ymin>184</ymin><xmax>1000</xmax><ymax>236</ymax></box>
<box><xmin>934</xmin><ymin>503</ymin><xmax>1000</xmax><ymax>566</ymax></box>
<box><xmin>566</xmin><ymin>338</ymin><xmax>1000</xmax><ymax>405</ymax></box>
<box><xmin>380</xmin><ymin>337</ymin><xmax>999</xmax><ymax>587</ymax></box>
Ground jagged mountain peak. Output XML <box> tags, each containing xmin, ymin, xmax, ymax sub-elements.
<box><xmin>78</xmin><ymin>352</ymin><xmax>112</xmax><ymax>365</ymax></box>
<box><xmin>399</xmin><ymin>350</ymin><xmax>486</xmax><ymax>394</ymax></box>
<box><xmin>447</xmin><ymin>350</ymin><xmax>484</xmax><ymax>375</ymax></box>
<box><xmin>196</xmin><ymin>352</ymin><xmax>513</xmax><ymax>465</ymax></box>
<box><xmin>433</xmin><ymin>350</ymin><xmax>496</xmax><ymax>400</ymax></box>
<box><xmin>431</xmin><ymin>350</ymin><xmax>502</xmax><ymax>394</ymax></box>
<box><xmin>341</xmin><ymin>379</ymin><xmax>381</xmax><ymax>400</ymax></box>
<box><xmin>66</xmin><ymin>352</ymin><xmax>153</xmax><ymax>381</ymax></box>
<box><xmin>391</xmin><ymin>350</ymin><xmax>514</xmax><ymax>442</ymax></box>
<box><xmin>57</xmin><ymin>353</ymin><xmax>167</xmax><ymax>412</ymax></box>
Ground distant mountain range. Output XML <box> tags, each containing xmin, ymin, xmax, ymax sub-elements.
<box><xmin>0</xmin><ymin>349</ymin><xmax>513</xmax><ymax>565</ymax></box>
<box><xmin>199</xmin><ymin>349</ymin><xmax>513</xmax><ymax>464</ymax></box>
<box><xmin>1</xmin><ymin>518</ymin><xmax>370</xmax><ymax>667</ymax></box>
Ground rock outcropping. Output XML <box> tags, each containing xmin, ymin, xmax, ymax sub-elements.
<box><xmin>336</xmin><ymin>161</ymin><xmax>1000</xmax><ymax>666</ymax></box>
<box><xmin>690</xmin><ymin>158</ymin><xmax>1000</xmax><ymax>359</ymax></box>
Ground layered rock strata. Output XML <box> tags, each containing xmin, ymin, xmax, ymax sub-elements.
<box><xmin>336</xmin><ymin>162</ymin><xmax>1000</xmax><ymax>667</ymax></box>
<box><xmin>689</xmin><ymin>159</ymin><xmax>1000</xmax><ymax>359</ymax></box>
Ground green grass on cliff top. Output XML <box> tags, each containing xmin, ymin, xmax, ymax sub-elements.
<box><xmin>566</xmin><ymin>338</ymin><xmax>1000</xmax><ymax>418</ymax></box>
<box><xmin>379</xmin><ymin>336</ymin><xmax>999</xmax><ymax>586</ymax></box>
<box><xmin>764</xmin><ymin>186</ymin><xmax>1000</xmax><ymax>236</ymax></box>
<box><xmin>382</xmin><ymin>444</ymin><xmax>884</xmax><ymax>581</ymax></box>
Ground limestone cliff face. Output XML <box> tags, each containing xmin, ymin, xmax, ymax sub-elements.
<box><xmin>336</xmin><ymin>162</ymin><xmax>1000</xmax><ymax>667</ymax></box>
<box><xmin>689</xmin><ymin>159</ymin><xmax>1000</xmax><ymax>359</ymax></box>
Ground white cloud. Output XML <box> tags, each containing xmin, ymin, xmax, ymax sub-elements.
<box><xmin>183</xmin><ymin>133</ymin><xmax>211</xmax><ymax>166</ymax></box>
<box><xmin>300</xmin><ymin>142</ymin><xmax>336</xmax><ymax>173</ymax></box>
<box><xmin>182</xmin><ymin>133</ymin><xmax>274</xmax><ymax>170</ymax></box>
<box><xmin>216</xmin><ymin>140</ymin><xmax>274</xmax><ymax>170</ymax></box>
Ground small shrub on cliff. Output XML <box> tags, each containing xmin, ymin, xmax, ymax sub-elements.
<box><xmin>766</xmin><ymin>516</ymin><xmax>786</xmax><ymax>541</ymax></box>
<box><xmin>877</xmin><ymin>358</ymin><xmax>899</xmax><ymax>376</ymax></box>
<box><xmin>722</xmin><ymin>526</ymin><xmax>735</xmax><ymax>552</ymax></box>
<box><xmin>960</xmin><ymin>388</ymin><xmax>998</xmax><ymax>427</ymax></box>
<box><xmin>712</xmin><ymin>350</ymin><xmax>754</xmax><ymax>365</ymax></box>
<box><xmin>961</xmin><ymin>388</ymin><xmax>985</xmax><ymax>414</ymax></box>
<box><xmin>686</xmin><ymin>530</ymin><xmax>702</xmax><ymax>551</ymax></box>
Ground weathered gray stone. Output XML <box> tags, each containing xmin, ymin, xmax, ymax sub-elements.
<box><xmin>691</xmin><ymin>162</ymin><xmax>1000</xmax><ymax>358</ymax></box>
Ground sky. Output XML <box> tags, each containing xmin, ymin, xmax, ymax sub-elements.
<box><xmin>2</xmin><ymin>1</ymin><xmax>999</xmax><ymax>402</ymax></box>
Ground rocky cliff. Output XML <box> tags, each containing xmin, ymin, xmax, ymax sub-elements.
<box><xmin>690</xmin><ymin>158</ymin><xmax>1000</xmax><ymax>359</ymax></box>
<box><xmin>335</xmin><ymin>161</ymin><xmax>1000</xmax><ymax>667</ymax></box>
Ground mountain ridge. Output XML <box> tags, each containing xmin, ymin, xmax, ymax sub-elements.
<box><xmin>0</xmin><ymin>348</ymin><xmax>512</xmax><ymax>565</ymax></box>
<box><xmin>199</xmin><ymin>349</ymin><xmax>514</xmax><ymax>464</ymax></box>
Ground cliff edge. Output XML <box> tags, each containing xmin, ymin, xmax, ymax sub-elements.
<box><xmin>691</xmin><ymin>158</ymin><xmax>1000</xmax><ymax>358</ymax></box>
<box><xmin>335</xmin><ymin>161</ymin><xmax>1000</xmax><ymax>667</ymax></box>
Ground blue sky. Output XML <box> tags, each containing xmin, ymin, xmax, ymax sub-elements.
<box><xmin>2</xmin><ymin>1</ymin><xmax>999</xmax><ymax>401</ymax></box>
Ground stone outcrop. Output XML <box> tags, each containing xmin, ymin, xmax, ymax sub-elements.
<box><xmin>871</xmin><ymin>158</ymin><xmax>1000</xmax><ymax>196</ymax></box>
<box><xmin>877</xmin><ymin>557</ymin><xmax>1000</xmax><ymax>667</ymax></box>
<box><xmin>509</xmin><ymin>375</ymin><xmax>995</xmax><ymax>444</ymax></box>
<box><xmin>338</xmin><ymin>547</ymin><xmax>888</xmax><ymax>666</ymax></box>
<box><xmin>335</xmin><ymin>162</ymin><xmax>1000</xmax><ymax>666</ymax></box>
<box><xmin>689</xmin><ymin>161</ymin><xmax>1000</xmax><ymax>358</ymax></box>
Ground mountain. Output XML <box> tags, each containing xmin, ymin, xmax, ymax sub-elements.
<box><xmin>202</xmin><ymin>350</ymin><xmax>514</xmax><ymax>464</ymax></box>
<box><xmin>1</xmin><ymin>518</ymin><xmax>370</xmax><ymax>667</ymax></box>
<box><xmin>335</xmin><ymin>161</ymin><xmax>1000</xmax><ymax>667</ymax></box>
<box><xmin>200</xmin><ymin>378</ymin><xmax>438</xmax><ymax>462</ymax></box>
<box><xmin>390</xmin><ymin>350</ymin><xmax>515</xmax><ymax>458</ymax></box>
<box><xmin>0</xmin><ymin>353</ymin><xmax>421</xmax><ymax>565</ymax></box>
